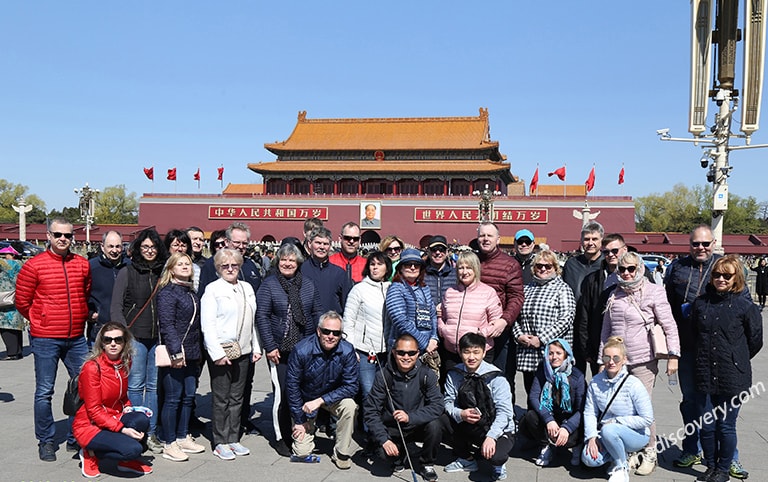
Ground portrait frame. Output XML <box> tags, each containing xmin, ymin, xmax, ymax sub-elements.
<box><xmin>360</xmin><ymin>201</ymin><xmax>381</xmax><ymax>230</ymax></box>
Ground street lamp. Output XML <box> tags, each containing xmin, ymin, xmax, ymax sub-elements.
<box><xmin>74</xmin><ymin>183</ymin><xmax>99</xmax><ymax>246</ymax></box>
<box><xmin>472</xmin><ymin>184</ymin><xmax>501</xmax><ymax>223</ymax></box>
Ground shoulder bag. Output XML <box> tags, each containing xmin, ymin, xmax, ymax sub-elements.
<box><xmin>156</xmin><ymin>293</ymin><xmax>197</xmax><ymax>367</ymax></box>
<box><xmin>629</xmin><ymin>296</ymin><xmax>670</xmax><ymax>359</ymax></box>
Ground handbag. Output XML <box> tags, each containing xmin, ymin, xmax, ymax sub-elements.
<box><xmin>0</xmin><ymin>289</ymin><xmax>14</xmax><ymax>307</ymax></box>
<box><xmin>629</xmin><ymin>296</ymin><xmax>670</xmax><ymax>359</ymax></box>
<box><xmin>155</xmin><ymin>293</ymin><xmax>197</xmax><ymax>367</ymax></box>
<box><xmin>63</xmin><ymin>361</ymin><xmax>100</xmax><ymax>416</ymax></box>
<box><xmin>220</xmin><ymin>284</ymin><xmax>247</xmax><ymax>360</ymax></box>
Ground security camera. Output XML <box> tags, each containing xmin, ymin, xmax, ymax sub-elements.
<box><xmin>656</xmin><ymin>128</ymin><xmax>670</xmax><ymax>136</ymax></box>
<box><xmin>700</xmin><ymin>158</ymin><xmax>709</xmax><ymax>168</ymax></box>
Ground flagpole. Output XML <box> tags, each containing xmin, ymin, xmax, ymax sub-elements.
<box><xmin>563</xmin><ymin>163</ymin><xmax>567</xmax><ymax>198</ymax></box>
<box><xmin>536</xmin><ymin>163</ymin><xmax>539</xmax><ymax>198</ymax></box>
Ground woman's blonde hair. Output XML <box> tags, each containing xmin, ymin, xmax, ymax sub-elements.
<box><xmin>532</xmin><ymin>250</ymin><xmax>561</xmax><ymax>276</ymax></box>
<box><xmin>214</xmin><ymin>248</ymin><xmax>244</xmax><ymax>273</ymax></box>
<box><xmin>711</xmin><ymin>254</ymin><xmax>746</xmax><ymax>293</ymax></box>
<box><xmin>603</xmin><ymin>335</ymin><xmax>627</xmax><ymax>359</ymax></box>
<box><xmin>158</xmin><ymin>252</ymin><xmax>194</xmax><ymax>288</ymax></box>
<box><xmin>455</xmin><ymin>251</ymin><xmax>481</xmax><ymax>284</ymax></box>
<box><xmin>85</xmin><ymin>321</ymin><xmax>134</xmax><ymax>368</ymax></box>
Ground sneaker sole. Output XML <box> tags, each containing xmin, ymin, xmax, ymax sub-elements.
<box><xmin>180</xmin><ymin>447</ymin><xmax>206</xmax><ymax>454</ymax></box>
<box><xmin>117</xmin><ymin>466</ymin><xmax>153</xmax><ymax>474</ymax></box>
<box><xmin>213</xmin><ymin>451</ymin><xmax>235</xmax><ymax>461</ymax></box>
<box><xmin>162</xmin><ymin>453</ymin><xmax>189</xmax><ymax>462</ymax></box>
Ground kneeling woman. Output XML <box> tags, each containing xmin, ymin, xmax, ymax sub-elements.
<box><xmin>582</xmin><ymin>336</ymin><xmax>653</xmax><ymax>482</ymax></box>
<box><xmin>73</xmin><ymin>322</ymin><xmax>153</xmax><ymax>478</ymax></box>
<box><xmin>520</xmin><ymin>338</ymin><xmax>586</xmax><ymax>467</ymax></box>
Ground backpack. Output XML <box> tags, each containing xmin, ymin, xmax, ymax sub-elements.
<box><xmin>63</xmin><ymin>361</ymin><xmax>100</xmax><ymax>416</ymax></box>
<box><xmin>455</xmin><ymin>371</ymin><xmax>497</xmax><ymax>433</ymax></box>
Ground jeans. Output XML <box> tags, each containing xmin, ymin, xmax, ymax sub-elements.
<box><xmin>357</xmin><ymin>351</ymin><xmax>380</xmax><ymax>401</ymax></box>
<box><xmin>678</xmin><ymin>350</ymin><xmax>705</xmax><ymax>455</ymax></box>
<box><xmin>31</xmin><ymin>336</ymin><xmax>88</xmax><ymax>445</ymax></box>
<box><xmin>492</xmin><ymin>330</ymin><xmax>517</xmax><ymax>407</ymax></box>
<box><xmin>160</xmin><ymin>364</ymin><xmax>197</xmax><ymax>443</ymax></box>
<box><xmin>582</xmin><ymin>423</ymin><xmax>649</xmax><ymax>470</ymax></box>
<box><xmin>87</xmin><ymin>411</ymin><xmax>149</xmax><ymax>461</ymax></box>
<box><xmin>128</xmin><ymin>338</ymin><xmax>158</xmax><ymax>435</ymax></box>
<box><xmin>696</xmin><ymin>392</ymin><xmax>741</xmax><ymax>472</ymax></box>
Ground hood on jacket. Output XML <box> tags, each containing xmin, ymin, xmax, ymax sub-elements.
<box><xmin>454</xmin><ymin>359</ymin><xmax>502</xmax><ymax>378</ymax></box>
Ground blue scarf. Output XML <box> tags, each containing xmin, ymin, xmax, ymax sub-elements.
<box><xmin>539</xmin><ymin>338</ymin><xmax>574</xmax><ymax>412</ymax></box>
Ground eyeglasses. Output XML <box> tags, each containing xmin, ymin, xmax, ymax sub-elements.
<box><xmin>230</xmin><ymin>240</ymin><xmax>247</xmax><ymax>247</ymax></box>
<box><xmin>319</xmin><ymin>328</ymin><xmax>342</xmax><ymax>337</ymax></box>
<box><xmin>140</xmin><ymin>245</ymin><xmax>157</xmax><ymax>252</ymax></box>
<box><xmin>214</xmin><ymin>240</ymin><xmax>227</xmax><ymax>248</ymax></box>
<box><xmin>394</xmin><ymin>350</ymin><xmax>419</xmax><ymax>357</ymax></box>
<box><xmin>219</xmin><ymin>264</ymin><xmax>240</xmax><ymax>271</ymax></box>
<box><xmin>602</xmin><ymin>355</ymin><xmax>622</xmax><ymax>364</ymax></box>
<box><xmin>712</xmin><ymin>271</ymin><xmax>734</xmax><ymax>281</ymax></box>
<box><xmin>601</xmin><ymin>247</ymin><xmax>624</xmax><ymax>256</ymax></box>
<box><xmin>386</xmin><ymin>246</ymin><xmax>402</xmax><ymax>253</ymax></box>
<box><xmin>691</xmin><ymin>241</ymin><xmax>713</xmax><ymax>248</ymax></box>
<box><xmin>103</xmin><ymin>336</ymin><xmax>125</xmax><ymax>345</ymax></box>
<box><xmin>401</xmin><ymin>262</ymin><xmax>421</xmax><ymax>269</ymax></box>
<box><xmin>618</xmin><ymin>265</ymin><xmax>637</xmax><ymax>274</ymax></box>
<box><xmin>170</xmin><ymin>241</ymin><xmax>186</xmax><ymax>248</ymax></box>
<box><xmin>534</xmin><ymin>263</ymin><xmax>553</xmax><ymax>270</ymax></box>
<box><xmin>50</xmin><ymin>231</ymin><xmax>73</xmax><ymax>239</ymax></box>
<box><xmin>342</xmin><ymin>235</ymin><xmax>360</xmax><ymax>242</ymax></box>
<box><xmin>429</xmin><ymin>246</ymin><xmax>447</xmax><ymax>254</ymax></box>
<box><xmin>516</xmin><ymin>238</ymin><xmax>533</xmax><ymax>246</ymax></box>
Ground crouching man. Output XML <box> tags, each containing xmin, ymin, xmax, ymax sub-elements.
<box><xmin>364</xmin><ymin>334</ymin><xmax>444</xmax><ymax>481</ymax></box>
<box><xmin>286</xmin><ymin>311</ymin><xmax>359</xmax><ymax>469</ymax></box>
<box><xmin>444</xmin><ymin>333</ymin><xmax>516</xmax><ymax>481</ymax></box>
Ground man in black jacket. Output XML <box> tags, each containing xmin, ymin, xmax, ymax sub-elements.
<box><xmin>364</xmin><ymin>334</ymin><xmax>444</xmax><ymax>481</ymax></box>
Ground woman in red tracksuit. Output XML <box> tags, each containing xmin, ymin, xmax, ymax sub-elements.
<box><xmin>73</xmin><ymin>322</ymin><xmax>153</xmax><ymax>478</ymax></box>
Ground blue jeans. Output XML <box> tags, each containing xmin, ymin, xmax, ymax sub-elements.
<box><xmin>31</xmin><ymin>336</ymin><xmax>88</xmax><ymax>445</ymax></box>
<box><xmin>582</xmin><ymin>423</ymin><xmax>649</xmax><ymax>470</ymax></box>
<box><xmin>87</xmin><ymin>411</ymin><xmax>149</xmax><ymax>461</ymax></box>
<box><xmin>678</xmin><ymin>349</ymin><xmax>705</xmax><ymax>456</ymax></box>
<box><xmin>357</xmin><ymin>352</ymin><xmax>381</xmax><ymax>434</ymax></box>
<box><xmin>160</xmin><ymin>364</ymin><xmax>197</xmax><ymax>443</ymax></box>
<box><xmin>696</xmin><ymin>392</ymin><xmax>741</xmax><ymax>472</ymax></box>
<box><xmin>128</xmin><ymin>338</ymin><xmax>158</xmax><ymax>435</ymax></box>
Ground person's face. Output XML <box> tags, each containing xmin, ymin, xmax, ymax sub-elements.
<box><xmin>601</xmin><ymin>240</ymin><xmax>627</xmax><ymax>269</ymax></box>
<box><xmin>711</xmin><ymin>266</ymin><xmax>736</xmax><ymax>293</ymax></box>
<box><xmin>340</xmin><ymin>227</ymin><xmax>361</xmax><ymax>256</ymax></box>
<box><xmin>581</xmin><ymin>231</ymin><xmax>603</xmax><ymax>259</ymax></box>
<box><xmin>47</xmin><ymin>221</ymin><xmax>73</xmax><ymax>256</ymax></box>
<box><xmin>218</xmin><ymin>258</ymin><xmax>240</xmax><ymax>284</ymax></box>
<box><xmin>602</xmin><ymin>346</ymin><xmax>626</xmax><ymax>378</ymax></box>
<box><xmin>228</xmin><ymin>228</ymin><xmax>249</xmax><ymax>255</ymax></box>
<box><xmin>168</xmin><ymin>238</ymin><xmax>188</xmax><ymax>254</ymax></box>
<box><xmin>188</xmin><ymin>230</ymin><xmax>205</xmax><ymax>254</ymax></box>
<box><xmin>317</xmin><ymin>317</ymin><xmax>342</xmax><ymax>352</ymax></box>
<box><xmin>548</xmin><ymin>343</ymin><xmax>566</xmax><ymax>369</ymax></box>
<box><xmin>392</xmin><ymin>338</ymin><xmax>419</xmax><ymax>373</ymax></box>
<box><xmin>365</xmin><ymin>205</ymin><xmax>376</xmax><ymax>220</ymax></box>
<box><xmin>515</xmin><ymin>237</ymin><xmax>534</xmax><ymax>256</ymax></box>
<box><xmin>690</xmin><ymin>228</ymin><xmax>715</xmax><ymax>263</ymax></box>
<box><xmin>367</xmin><ymin>258</ymin><xmax>387</xmax><ymax>282</ymax></box>
<box><xmin>385</xmin><ymin>241</ymin><xmax>402</xmax><ymax>260</ymax></box>
<box><xmin>617</xmin><ymin>260</ymin><xmax>638</xmax><ymax>281</ymax></box>
<box><xmin>533</xmin><ymin>258</ymin><xmax>555</xmax><ymax>278</ymax></box>
<box><xmin>400</xmin><ymin>261</ymin><xmax>422</xmax><ymax>283</ymax></box>
<box><xmin>457</xmin><ymin>262</ymin><xmax>476</xmax><ymax>286</ymax></box>
<box><xmin>477</xmin><ymin>225</ymin><xmax>500</xmax><ymax>255</ymax></box>
<box><xmin>102</xmin><ymin>328</ymin><xmax>126</xmax><ymax>360</ymax></box>
<box><xmin>428</xmin><ymin>244</ymin><xmax>447</xmax><ymax>267</ymax></box>
<box><xmin>310</xmin><ymin>236</ymin><xmax>331</xmax><ymax>260</ymax></box>
<box><xmin>278</xmin><ymin>254</ymin><xmax>298</xmax><ymax>278</ymax></box>
<box><xmin>213</xmin><ymin>237</ymin><xmax>227</xmax><ymax>252</ymax></box>
<box><xmin>139</xmin><ymin>238</ymin><xmax>158</xmax><ymax>262</ymax></box>
<box><xmin>460</xmin><ymin>345</ymin><xmax>486</xmax><ymax>373</ymax></box>
<box><xmin>102</xmin><ymin>233</ymin><xmax>123</xmax><ymax>262</ymax></box>
<box><xmin>172</xmin><ymin>256</ymin><xmax>193</xmax><ymax>281</ymax></box>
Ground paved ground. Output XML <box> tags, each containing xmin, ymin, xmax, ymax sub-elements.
<box><xmin>1</xmin><ymin>310</ymin><xmax>767</xmax><ymax>481</ymax></box>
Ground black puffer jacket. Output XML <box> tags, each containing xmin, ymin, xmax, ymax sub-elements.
<box><xmin>110</xmin><ymin>259</ymin><xmax>164</xmax><ymax>340</ymax></box>
<box><xmin>692</xmin><ymin>285</ymin><xmax>763</xmax><ymax>394</ymax></box>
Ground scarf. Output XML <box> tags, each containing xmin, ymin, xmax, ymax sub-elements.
<box><xmin>277</xmin><ymin>270</ymin><xmax>306</xmax><ymax>352</ymax></box>
<box><xmin>618</xmin><ymin>263</ymin><xmax>646</xmax><ymax>293</ymax></box>
<box><xmin>172</xmin><ymin>279</ymin><xmax>194</xmax><ymax>289</ymax></box>
<box><xmin>532</xmin><ymin>272</ymin><xmax>557</xmax><ymax>286</ymax></box>
<box><xmin>539</xmin><ymin>338</ymin><xmax>574</xmax><ymax>413</ymax></box>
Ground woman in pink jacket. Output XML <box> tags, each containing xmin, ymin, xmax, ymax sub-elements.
<box><xmin>438</xmin><ymin>251</ymin><xmax>503</xmax><ymax>379</ymax></box>
<box><xmin>600</xmin><ymin>251</ymin><xmax>680</xmax><ymax>476</ymax></box>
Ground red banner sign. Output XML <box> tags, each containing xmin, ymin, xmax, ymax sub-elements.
<box><xmin>414</xmin><ymin>208</ymin><xmax>548</xmax><ymax>223</ymax></box>
<box><xmin>208</xmin><ymin>206</ymin><xmax>328</xmax><ymax>220</ymax></box>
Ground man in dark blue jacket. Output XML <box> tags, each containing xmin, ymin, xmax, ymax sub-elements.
<box><xmin>286</xmin><ymin>311</ymin><xmax>359</xmax><ymax>469</ymax></box>
<box><xmin>87</xmin><ymin>230</ymin><xmax>130</xmax><ymax>342</ymax></box>
<box><xmin>424</xmin><ymin>235</ymin><xmax>456</xmax><ymax>305</ymax></box>
<box><xmin>301</xmin><ymin>227</ymin><xmax>352</xmax><ymax>313</ymax></box>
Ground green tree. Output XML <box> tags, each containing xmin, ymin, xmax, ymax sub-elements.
<box><xmin>47</xmin><ymin>207</ymin><xmax>82</xmax><ymax>224</ymax></box>
<box><xmin>94</xmin><ymin>185</ymin><xmax>138</xmax><ymax>224</ymax></box>
<box><xmin>0</xmin><ymin>180</ymin><xmax>47</xmax><ymax>223</ymax></box>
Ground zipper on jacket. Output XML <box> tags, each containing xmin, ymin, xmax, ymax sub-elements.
<box><xmin>454</xmin><ymin>289</ymin><xmax>467</xmax><ymax>350</ymax></box>
<box><xmin>62</xmin><ymin>254</ymin><xmax>73</xmax><ymax>338</ymax></box>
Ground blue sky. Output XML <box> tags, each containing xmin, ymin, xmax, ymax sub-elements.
<box><xmin>2</xmin><ymin>1</ymin><xmax>767</xmax><ymax>212</ymax></box>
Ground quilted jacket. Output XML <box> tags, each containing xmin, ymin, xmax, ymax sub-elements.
<box><xmin>478</xmin><ymin>248</ymin><xmax>524</xmax><ymax>326</ymax></box>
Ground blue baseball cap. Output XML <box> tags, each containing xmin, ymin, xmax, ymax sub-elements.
<box><xmin>515</xmin><ymin>229</ymin><xmax>534</xmax><ymax>242</ymax></box>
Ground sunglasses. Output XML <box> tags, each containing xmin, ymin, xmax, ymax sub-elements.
<box><xmin>534</xmin><ymin>263</ymin><xmax>553</xmax><ymax>270</ymax></box>
<box><xmin>516</xmin><ymin>238</ymin><xmax>533</xmax><ymax>246</ymax></box>
<box><xmin>602</xmin><ymin>355</ymin><xmax>622</xmax><ymax>364</ymax></box>
<box><xmin>319</xmin><ymin>328</ymin><xmax>342</xmax><ymax>337</ymax></box>
<box><xmin>601</xmin><ymin>247</ymin><xmax>624</xmax><ymax>256</ymax></box>
<box><xmin>50</xmin><ymin>231</ymin><xmax>74</xmax><ymax>239</ymax></box>
<box><xmin>103</xmin><ymin>336</ymin><xmax>125</xmax><ymax>345</ymax></box>
<box><xmin>219</xmin><ymin>264</ymin><xmax>240</xmax><ymax>271</ymax></box>
<box><xmin>618</xmin><ymin>265</ymin><xmax>637</xmax><ymax>274</ymax></box>
<box><xmin>429</xmin><ymin>246</ymin><xmax>447</xmax><ymax>254</ymax></box>
<box><xmin>691</xmin><ymin>241</ymin><xmax>713</xmax><ymax>248</ymax></box>
<box><xmin>214</xmin><ymin>240</ymin><xmax>227</xmax><ymax>248</ymax></box>
<box><xmin>342</xmin><ymin>235</ymin><xmax>360</xmax><ymax>242</ymax></box>
<box><xmin>386</xmin><ymin>246</ymin><xmax>402</xmax><ymax>253</ymax></box>
<box><xmin>394</xmin><ymin>350</ymin><xmax>419</xmax><ymax>357</ymax></box>
<box><xmin>711</xmin><ymin>271</ymin><xmax>734</xmax><ymax>281</ymax></box>
<box><xmin>401</xmin><ymin>262</ymin><xmax>421</xmax><ymax>269</ymax></box>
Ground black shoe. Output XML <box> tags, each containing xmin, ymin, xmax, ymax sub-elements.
<box><xmin>66</xmin><ymin>441</ymin><xmax>80</xmax><ymax>453</ymax></box>
<box><xmin>710</xmin><ymin>469</ymin><xmax>732</xmax><ymax>482</ymax></box>
<box><xmin>697</xmin><ymin>467</ymin><xmax>716</xmax><ymax>481</ymax></box>
<box><xmin>420</xmin><ymin>465</ymin><xmax>439</xmax><ymax>481</ymax></box>
<box><xmin>241</xmin><ymin>420</ymin><xmax>261</xmax><ymax>435</ymax></box>
<box><xmin>271</xmin><ymin>440</ymin><xmax>292</xmax><ymax>457</ymax></box>
<box><xmin>2</xmin><ymin>354</ymin><xmax>22</xmax><ymax>361</ymax></box>
<box><xmin>38</xmin><ymin>442</ymin><xmax>56</xmax><ymax>462</ymax></box>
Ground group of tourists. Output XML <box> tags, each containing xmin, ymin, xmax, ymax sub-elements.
<box><xmin>6</xmin><ymin>216</ymin><xmax>763</xmax><ymax>482</ymax></box>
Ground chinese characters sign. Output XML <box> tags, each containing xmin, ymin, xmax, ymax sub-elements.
<box><xmin>208</xmin><ymin>206</ymin><xmax>328</xmax><ymax>220</ymax></box>
<box><xmin>414</xmin><ymin>208</ymin><xmax>548</xmax><ymax>223</ymax></box>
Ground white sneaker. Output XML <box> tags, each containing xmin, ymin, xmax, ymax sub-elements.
<box><xmin>229</xmin><ymin>442</ymin><xmax>250</xmax><ymax>456</ymax></box>
<box><xmin>534</xmin><ymin>444</ymin><xmax>553</xmax><ymax>466</ymax></box>
<box><xmin>162</xmin><ymin>442</ymin><xmax>189</xmax><ymax>462</ymax></box>
<box><xmin>608</xmin><ymin>465</ymin><xmax>630</xmax><ymax>482</ymax></box>
<box><xmin>177</xmin><ymin>434</ymin><xmax>205</xmax><ymax>454</ymax></box>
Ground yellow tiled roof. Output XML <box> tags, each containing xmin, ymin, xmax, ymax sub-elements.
<box><xmin>265</xmin><ymin>108</ymin><xmax>499</xmax><ymax>152</ymax></box>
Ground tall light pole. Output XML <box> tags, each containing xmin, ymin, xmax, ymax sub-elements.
<box><xmin>74</xmin><ymin>183</ymin><xmax>99</xmax><ymax>246</ymax></box>
<box><xmin>473</xmin><ymin>184</ymin><xmax>501</xmax><ymax>223</ymax></box>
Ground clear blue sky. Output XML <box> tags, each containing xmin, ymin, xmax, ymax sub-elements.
<box><xmin>2</xmin><ymin>1</ymin><xmax>766</xmax><ymax>212</ymax></box>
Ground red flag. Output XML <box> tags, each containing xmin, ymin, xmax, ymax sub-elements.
<box><xmin>143</xmin><ymin>167</ymin><xmax>154</xmax><ymax>180</ymax></box>
<box><xmin>547</xmin><ymin>166</ymin><xmax>566</xmax><ymax>181</ymax></box>
<box><xmin>167</xmin><ymin>168</ymin><xmax>177</xmax><ymax>181</ymax></box>
<box><xmin>529</xmin><ymin>168</ymin><xmax>539</xmax><ymax>194</ymax></box>
<box><xmin>618</xmin><ymin>167</ymin><xmax>625</xmax><ymax>185</ymax></box>
<box><xmin>193</xmin><ymin>168</ymin><xmax>200</xmax><ymax>181</ymax></box>
<box><xmin>217</xmin><ymin>167</ymin><xmax>224</xmax><ymax>181</ymax></box>
<box><xmin>585</xmin><ymin>167</ymin><xmax>595</xmax><ymax>192</ymax></box>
